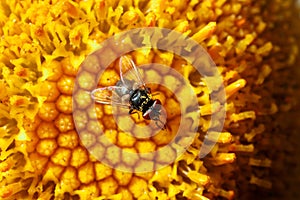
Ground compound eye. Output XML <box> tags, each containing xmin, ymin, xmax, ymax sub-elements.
<box><xmin>154</xmin><ymin>99</ymin><xmax>162</xmax><ymax>110</ymax></box>
<box><xmin>155</xmin><ymin>99</ymin><xmax>161</xmax><ymax>105</ymax></box>
<box><xmin>143</xmin><ymin>112</ymin><xmax>151</xmax><ymax>120</ymax></box>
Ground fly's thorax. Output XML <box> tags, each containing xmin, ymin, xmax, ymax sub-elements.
<box><xmin>129</xmin><ymin>89</ymin><xmax>154</xmax><ymax>112</ymax></box>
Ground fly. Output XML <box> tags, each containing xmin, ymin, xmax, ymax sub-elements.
<box><xmin>91</xmin><ymin>56</ymin><xmax>166</xmax><ymax>130</ymax></box>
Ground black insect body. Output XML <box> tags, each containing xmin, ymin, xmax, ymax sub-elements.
<box><xmin>91</xmin><ymin>56</ymin><xmax>166</xmax><ymax>129</ymax></box>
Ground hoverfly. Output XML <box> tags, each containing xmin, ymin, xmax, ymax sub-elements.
<box><xmin>91</xmin><ymin>56</ymin><xmax>166</xmax><ymax>129</ymax></box>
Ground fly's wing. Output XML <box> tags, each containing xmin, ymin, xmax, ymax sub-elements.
<box><xmin>91</xmin><ymin>86</ymin><xmax>130</xmax><ymax>108</ymax></box>
<box><xmin>119</xmin><ymin>56</ymin><xmax>146</xmax><ymax>90</ymax></box>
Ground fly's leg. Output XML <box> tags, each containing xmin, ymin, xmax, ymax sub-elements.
<box><xmin>129</xmin><ymin>109</ymin><xmax>140</xmax><ymax>119</ymax></box>
<box><xmin>151</xmin><ymin>92</ymin><xmax>161</xmax><ymax>98</ymax></box>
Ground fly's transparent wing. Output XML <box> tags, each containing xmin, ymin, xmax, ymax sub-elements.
<box><xmin>91</xmin><ymin>86</ymin><xmax>130</xmax><ymax>108</ymax></box>
<box><xmin>119</xmin><ymin>56</ymin><xmax>146</xmax><ymax>90</ymax></box>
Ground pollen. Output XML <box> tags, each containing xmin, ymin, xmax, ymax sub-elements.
<box><xmin>38</xmin><ymin>81</ymin><xmax>60</xmax><ymax>102</ymax></box>
<box><xmin>98</xmin><ymin>69</ymin><xmax>120</xmax><ymax>86</ymax></box>
<box><xmin>117</xmin><ymin>131</ymin><xmax>136</xmax><ymax>147</ymax></box>
<box><xmin>98</xmin><ymin>177</ymin><xmax>118</xmax><ymax>196</ymax></box>
<box><xmin>57</xmin><ymin>75</ymin><xmax>75</xmax><ymax>95</ymax></box>
<box><xmin>57</xmin><ymin>130</ymin><xmax>79</xmax><ymax>148</ymax></box>
<box><xmin>37</xmin><ymin>121</ymin><xmax>59</xmax><ymax>139</ymax></box>
<box><xmin>51</xmin><ymin>147</ymin><xmax>72</xmax><ymax>166</ymax></box>
<box><xmin>54</xmin><ymin>114</ymin><xmax>74</xmax><ymax>132</ymax></box>
<box><xmin>56</xmin><ymin>94</ymin><xmax>73</xmax><ymax>114</ymax></box>
<box><xmin>36</xmin><ymin>138</ymin><xmax>58</xmax><ymax>156</ymax></box>
<box><xmin>37</xmin><ymin>102</ymin><xmax>59</xmax><ymax>122</ymax></box>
